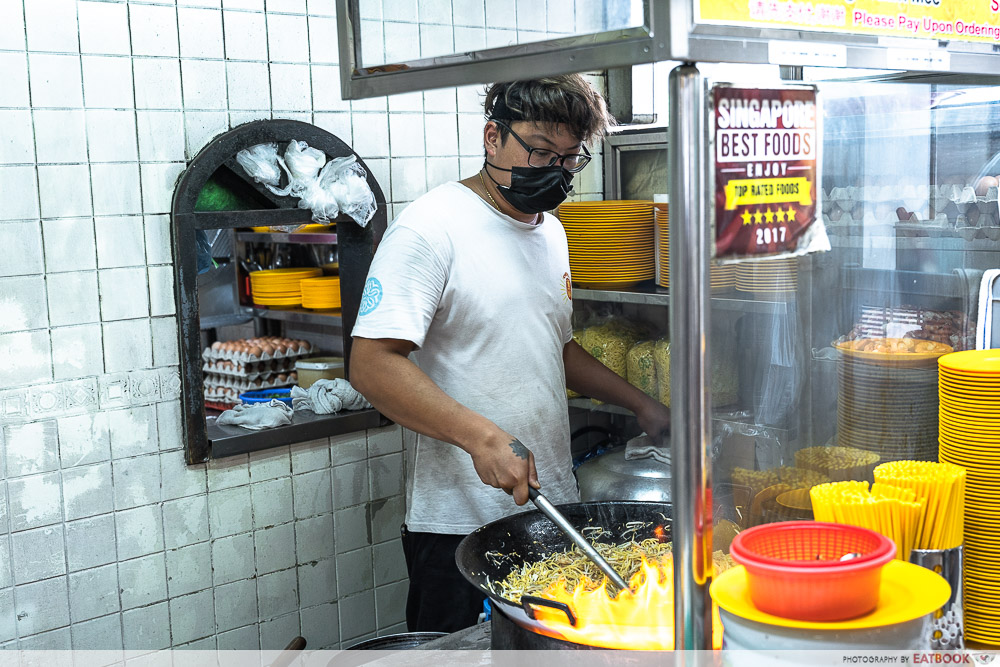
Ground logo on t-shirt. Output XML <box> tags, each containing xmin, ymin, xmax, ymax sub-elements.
<box><xmin>562</xmin><ymin>272</ymin><xmax>572</xmax><ymax>301</ymax></box>
<box><xmin>359</xmin><ymin>277</ymin><xmax>383</xmax><ymax>315</ymax></box>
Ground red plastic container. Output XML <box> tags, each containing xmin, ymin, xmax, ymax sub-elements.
<box><xmin>729</xmin><ymin>521</ymin><xmax>896</xmax><ymax>622</ymax></box>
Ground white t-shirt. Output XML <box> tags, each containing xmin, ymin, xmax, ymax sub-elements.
<box><xmin>352</xmin><ymin>181</ymin><xmax>580</xmax><ymax>534</ymax></box>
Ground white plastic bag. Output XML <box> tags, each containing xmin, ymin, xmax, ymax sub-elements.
<box><xmin>298</xmin><ymin>155</ymin><xmax>376</xmax><ymax>226</ymax></box>
<box><xmin>236</xmin><ymin>143</ymin><xmax>282</xmax><ymax>186</ymax></box>
<box><xmin>267</xmin><ymin>140</ymin><xmax>327</xmax><ymax>197</ymax></box>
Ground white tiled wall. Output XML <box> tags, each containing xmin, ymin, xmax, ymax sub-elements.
<box><xmin>0</xmin><ymin>0</ymin><xmax>606</xmax><ymax>652</ymax></box>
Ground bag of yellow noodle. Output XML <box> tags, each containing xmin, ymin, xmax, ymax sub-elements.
<box><xmin>626</xmin><ymin>340</ymin><xmax>657</xmax><ymax>399</ymax></box>
<box><xmin>580</xmin><ymin>318</ymin><xmax>644</xmax><ymax>379</ymax></box>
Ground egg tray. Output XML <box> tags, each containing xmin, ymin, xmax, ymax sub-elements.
<box><xmin>202</xmin><ymin>358</ymin><xmax>297</xmax><ymax>381</ymax></box>
<box><xmin>821</xmin><ymin>183</ymin><xmax>1000</xmax><ymax>234</ymax></box>
<box><xmin>203</xmin><ymin>371</ymin><xmax>297</xmax><ymax>393</ymax></box>
<box><xmin>201</xmin><ymin>342</ymin><xmax>313</xmax><ymax>364</ymax></box>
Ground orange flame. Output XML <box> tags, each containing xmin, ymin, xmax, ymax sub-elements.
<box><xmin>528</xmin><ymin>554</ymin><xmax>723</xmax><ymax>650</ymax></box>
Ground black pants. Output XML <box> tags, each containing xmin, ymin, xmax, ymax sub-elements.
<box><xmin>400</xmin><ymin>525</ymin><xmax>486</xmax><ymax>633</ymax></box>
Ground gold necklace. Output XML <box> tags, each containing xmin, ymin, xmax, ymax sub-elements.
<box><xmin>479</xmin><ymin>170</ymin><xmax>503</xmax><ymax>213</ymax></box>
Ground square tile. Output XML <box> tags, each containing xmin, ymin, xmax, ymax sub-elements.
<box><xmin>160</xmin><ymin>445</ymin><xmax>205</xmax><ymax>499</ymax></box>
<box><xmin>299</xmin><ymin>601</ymin><xmax>338</xmax><ymax>650</ymax></box>
<box><xmin>227</xmin><ymin>61</ymin><xmax>271</xmax><ymax>111</ymax></box>
<box><xmin>366</xmin><ymin>424</ymin><xmax>402</xmax><ymax>457</ymax></box>
<box><xmin>313</xmin><ymin>112</ymin><xmax>351</xmax><ymax>142</ymax></box>
<box><xmin>58</xmin><ymin>412</ymin><xmax>111</xmax><ymax>469</ymax></box>
<box><xmin>0</xmin><ymin>330</ymin><xmax>52</xmax><ymax>387</ymax></box>
<box><xmin>332</xmin><ymin>460</ymin><xmax>370</xmax><ymax>509</ymax></box>
<box><xmin>250</xmin><ymin>477</ymin><xmax>293</xmax><ymax>529</ymax></box>
<box><xmin>29</xmin><ymin>52</ymin><xmax>84</xmax><ymax>108</ymax></box>
<box><xmin>95</xmin><ymin>216</ymin><xmax>146</xmax><ymax>270</ymax></box>
<box><xmin>308</xmin><ymin>16</ymin><xmax>338</xmax><ymax>63</ymax></box>
<box><xmin>334</xmin><ymin>504</ymin><xmax>370</xmax><ymax>553</ymax></box>
<box><xmin>420</xmin><ymin>24</ymin><xmax>454</xmax><ymax>59</ymax></box>
<box><xmin>4</xmin><ymin>420</ymin><xmax>59</xmax><ymax>477</ymax></box>
<box><xmin>292</xmin><ymin>469</ymin><xmax>332</xmax><ymax>519</ymax></box>
<box><xmin>42</xmin><ymin>218</ymin><xmax>96</xmax><ymax>273</ymax></box>
<box><xmin>140</xmin><ymin>163</ymin><xmax>185</xmax><ymax>214</ymax></box>
<box><xmin>375</xmin><ymin>580</ymin><xmax>407</xmax><ymax>630</ymax></box>
<box><xmin>91</xmin><ymin>164</ymin><xmax>143</xmax><ymax>217</ymax></box>
<box><xmin>296</xmin><ymin>558</ymin><xmax>336</xmax><ymax>608</ymax></box>
<box><xmin>289</xmin><ymin>439</ymin><xmax>329</xmax><ymax>474</ymax></box>
<box><xmin>420</xmin><ymin>0</ymin><xmax>452</xmax><ymax>22</ymax></box>
<box><xmin>546</xmin><ymin>0</ymin><xmax>574</xmax><ymax>32</ymax></box>
<box><xmin>155</xmin><ymin>400</ymin><xmax>183</xmax><ymax>452</ymax></box>
<box><xmin>267</xmin><ymin>0</ymin><xmax>307</xmax><ymax>12</ymax></box>
<box><xmin>68</xmin><ymin>564</ymin><xmax>120</xmax><ymax>622</ymax></box>
<box><xmin>81</xmin><ymin>55</ymin><xmax>134</xmax><ymax>109</ymax></box>
<box><xmin>122</xmin><ymin>601</ymin><xmax>170</xmax><ymax>651</ymax></box>
<box><xmin>99</xmin><ymin>268</ymin><xmax>149</xmax><ymax>321</ymax></box>
<box><xmin>0</xmin><ymin>1</ymin><xmax>25</xmax><ymax>51</ymax></box>
<box><xmin>383</xmin><ymin>0</ymin><xmax>417</xmax><ymax>22</ymax></box>
<box><xmin>17</xmin><ymin>626</ymin><xmax>71</xmax><ymax>650</ymax></box>
<box><xmin>423</xmin><ymin>114</ymin><xmax>459</xmax><ymax>157</ymax></box>
<box><xmin>216</xmin><ymin>625</ymin><xmax>258</xmax><ymax>650</ymax></box>
<box><xmin>162</xmin><ymin>494</ymin><xmax>209</xmax><ymax>550</ymax></box>
<box><xmin>224</xmin><ymin>11</ymin><xmax>267</xmax><ymax>61</ymax></box>
<box><xmin>338</xmin><ymin>590</ymin><xmax>376</xmax><ymax>643</ymax></box>
<box><xmin>180</xmin><ymin>60</ymin><xmax>227</xmax><ymax>111</ymax></box>
<box><xmin>484</xmin><ymin>0</ymin><xmax>516</xmax><ymax>29</ymax></box>
<box><xmin>0</xmin><ymin>221</ymin><xmax>43</xmax><ymax>276</ymax></box>
<box><xmin>372</xmin><ymin>539</ymin><xmax>406</xmax><ymax>586</ymax></box>
<box><xmin>369</xmin><ymin>495</ymin><xmax>404</xmax><ymax>544</ymax></box>
<box><xmin>62</xmin><ymin>462</ymin><xmax>113</xmax><ymax>521</ymax></box>
<box><xmin>423</xmin><ymin>88</ymin><xmax>456</xmax><ymax>113</ymax></box>
<box><xmin>65</xmin><ymin>515</ymin><xmax>117</xmax><ymax>572</ymax></box>
<box><xmin>248</xmin><ymin>446</ymin><xmax>290</xmax><ymax>481</ymax></box>
<box><xmin>133</xmin><ymin>58</ymin><xmax>182</xmax><ymax>110</ymax></box>
<box><xmin>294</xmin><ymin>514</ymin><xmax>334</xmax><ymax>562</ymax></box>
<box><xmin>78</xmin><ymin>1</ymin><xmax>131</xmax><ymax>55</ymax></box>
<box><xmin>328</xmin><ymin>432</ymin><xmax>367</xmax><ymax>466</ymax></box>
<box><xmin>208</xmin><ymin>485</ymin><xmax>253</xmax><ymax>538</ymax></box>
<box><xmin>267</xmin><ymin>13</ymin><xmax>309</xmax><ymax>62</ymax></box>
<box><xmin>47</xmin><ymin>272</ymin><xmax>99</xmax><ymax>328</ymax></box>
<box><xmin>214</xmin><ymin>579</ymin><xmax>258</xmax><ymax>633</ymax></box>
<box><xmin>425</xmin><ymin>156</ymin><xmax>459</xmax><ymax>189</ymax></box>
<box><xmin>37</xmin><ymin>164</ymin><xmax>92</xmax><ymax>219</ymax></box>
<box><xmin>259</xmin><ymin>612</ymin><xmax>300</xmax><ymax>651</ymax></box>
<box><xmin>369</xmin><ymin>453</ymin><xmax>403</xmax><ymax>500</ymax></box>
<box><xmin>11</xmin><ymin>526</ymin><xmax>66</xmax><ymax>585</ymax></box>
<box><xmin>143</xmin><ymin>215</ymin><xmax>172</xmax><ymax>266</ymax></box>
<box><xmin>185</xmin><ymin>111</ymin><xmax>228</xmax><ymax>159</ymax></box>
<box><xmin>147</xmin><ymin>268</ymin><xmax>176</xmax><ymax>317</ymax></box>
<box><xmin>24</xmin><ymin>0</ymin><xmax>79</xmax><ymax>53</ymax></box>
<box><xmin>14</xmin><ymin>577</ymin><xmax>70</xmax><ymax>637</ymax></box>
<box><xmin>270</xmin><ymin>63</ymin><xmax>311</xmax><ymax>112</ymax></box>
<box><xmin>383</xmin><ymin>22</ymin><xmax>419</xmax><ymax>65</ymax></box>
<box><xmin>129</xmin><ymin>4</ymin><xmax>179</xmax><ymax>57</ymax></box>
<box><xmin>85</xmin><ymin>111</ymin><xmax>136</xmax><ymax>162</ymax></box>
<box><xmin>254</xmin><ymin>523</ymin><xmax>295</xmax><ymax>574</ymax></box>
<box><xmin>178</xmin><ymin>8</ymin><xmax>224</xmax><ymax>59</ymax></box>
<box><xmin>0</xmin><ymin>53</ymin><xmax>30</xmax><ymax>108</ymax></box>
<box><xmin>33</xmin><ymin>110</ymin><xmax>88</xmax><ymax>165</ymax></box>
<box><xmin>358</xmin><ymin>19</ymin><xmax>383</xmax><ymax>69</ymax></box>
<box><xmin>0</xmin><ymin>590</ymin><xmax>15</xmax><ymax>644</ymax></box>
<box><xmin>207</xmin><ymin>453</ymin><xmax>249</xmax><ymax>491</ymax></box>
<box><xmin>0</xmin><ymin>542</ymin><xmax>9</xmax><ymax>590</ymax></box>
<box><xmin>112</xmin><ymin>454</ymin><xmax>161</xmax><ymax>510</ymax></box>
<box><xmin>0</xmin><ymin>166</ymin><xmax>40</xmax><ymax>221</ymax></box>
<box><xmin>455</xmin><ymin>84</ymin><xmax>480</xmax><ymax>111</ymax></box>
<box><xmin>108</xmin><ymin>405</ymin><xmax>158</xmax><ymax>459</ymax></box>
<box><xmin>336</xmin><ymin>547</ymin><xmax>372</xmax><ymax>597</ymax></box>
<box><xmin>71</xmin><ymin>613</ymin><xmax>124</xmax><ymax>651</ymax></box>
<box><xmin>137</xmin><ymin>111</ymin><xmax>186</xmax><ymax>163</ymax></box>
<box><xmin>169</xmin><ymin>590</ymin><xmax>215</xmax><ymax>646</ymax></box>
<box><xmin>164</xmin><ymin>541</ymin><xmax>212</xmax><ymax>597</ymax></box>
<box><xmin>257</xmin><ymin>568</ymin><xmax>298</xmax><ymax>620</ymax></box>
<box><xmin>211</xmin><ymin>532</ymin><xmax>254</xmax><ymax>586</ymax></box>
<box><xmin>387</xmin><ymin>114</ymin><xmax>425</xmax><ymax>157</ymax></box>
<box><xmin>457</xmin><ymin>113</ymin><xmax>483</xmax><ymax>156</ymax></box>
<box><xmin>389</xmin><ymin>158</ymin><xmax>427</xmax><ymax>201</ymax></box>
<box><xmin>8</xmin><ymin>471</ymin><xmax>63</xmax><ymax>530</ymax></box>
<box><xmin>309</xmin><ymin>0</ymin><xmax>337</xmax><ymax>16</ymax></box>
<box><xmin>311</xmin><ymin>65</ymin><xmax>350</xmax><ymax>112</ymax></box>
<box><xmin>102</xmin><ymin>319</ymin><xmax>153</xmax><ymax>373</ymax></box>
<box><xmin>0</xmin><ymin>276</ymin><xmax>48</xmax><ymax>333</ymax></box>
<box><xmin>115</xmin><ymin>504</ymin><xmax>164</xmax><ymax>560</ymax></box>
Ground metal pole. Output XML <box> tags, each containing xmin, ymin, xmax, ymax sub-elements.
<box><xmin>669</xmin><ymin>63</ymin><xmax>714</xmax><ymax>651</ymax></box>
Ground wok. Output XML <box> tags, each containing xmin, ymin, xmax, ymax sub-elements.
<box><xmin>455</xmin><ymin>501</ymin><xmax>672</xmax><ymax>635</ymax></box>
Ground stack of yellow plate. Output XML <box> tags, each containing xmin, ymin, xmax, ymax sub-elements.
<box><xmin>301</xmin><ymin>276</ymin><xmax>341</xmax><ymax>310</ymax></box>
<box><xmin>249</xmin><ymin>268</ymin><xmax>322</xmax><ymax>306</ymax></box>
<box><xmin>937</xmin><ymin>349</ymin><xmax>1000</xmax><ymax>646</ymax></box>
<box><xmin>558</xmin><ymin>200</ymin><xmax>654</xmax><ymax>289</ymax></box>
<box><xmin>654</xmin><ymin>205</ymin><xmax>735</xmax><ymax>293</ymax></box>
<box><xmin>735</xmin><ymin>258</ymin><xmax>797</xmax><ymax>294</ymax></box>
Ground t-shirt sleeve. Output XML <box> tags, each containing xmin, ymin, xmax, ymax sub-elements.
<box><xmin>351</xmin><ymin>224</ymin><xmax>447</xmax><ymax>349</ymax></box>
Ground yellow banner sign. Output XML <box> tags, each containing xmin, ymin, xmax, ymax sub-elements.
<box><xmin>724</xmin><ymin>177</ymin><xmax>813</xmax><ymax>210</ymax></box>
<box><xmin>696</xmin><ymin>0</ymin><xmax>1000</xmax><ymax>44</ymax></box>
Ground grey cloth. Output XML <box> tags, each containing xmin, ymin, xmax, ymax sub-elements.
<box><xmin>290</xmin><ymin>378</ymin><xmax>371</xmax><ymax>414</ymax></box>
<box><xmin>625</xmin><ymin>433</ymin><xmax>670</xmax><ymax>464</ymax></box>
<box><xmin>216</xmin><ymin>399</ymin><xmax>293</xmax><ymax>430</ymax></box>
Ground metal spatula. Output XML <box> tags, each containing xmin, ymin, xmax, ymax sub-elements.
<box><xmin>529</xmin><ymin>487</ymin><xmax>631</xmax><ymax>594</ymax></box>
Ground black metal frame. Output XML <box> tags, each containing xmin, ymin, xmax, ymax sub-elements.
<box><xmin>171</xmin><ymin>119</ymin><xmax>389</xmax><ymax>463</ymax></box>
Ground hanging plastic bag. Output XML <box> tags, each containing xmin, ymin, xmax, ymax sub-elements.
<box><xmin>299</xmin><ymin>155</ymin><xmax>376</xmax><ymax>226</ymax></box>
<box><xmin>267</xmin><ymin>140</ymin><xmax>327</xmax><ymax>197</ymax></box>
<box><xmin>235</xmin><ymin>143</ymin><xmax>282</xmax><ymax>186</ymax></box>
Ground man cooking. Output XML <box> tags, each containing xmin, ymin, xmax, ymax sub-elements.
<box><xmin>350</xmin><ymin>75</ymin><xmax>671</xmax><ymax>633</ymax></box>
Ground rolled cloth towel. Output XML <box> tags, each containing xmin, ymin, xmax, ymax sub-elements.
<box><xmin>625</xmin><ymin>432</ymin><xmax>670</xmax><ymax>465</ymax></box>
<box><xmin>216</xmin><ymin>399</ymin><xmax>293</xmax><ymax>430</ymax></box>
<box><xmin>290</xmin><ymin>378</ymin><xmax>372</xmax><ymax>414</ymax></box>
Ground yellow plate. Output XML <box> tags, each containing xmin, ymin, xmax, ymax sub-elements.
<box><xmin>573</xmin><ymin>279</ymin><xmax>649</xmax><ymax>289</ymax></box>
<box><xmin>832</xmin><ymin>339</ymin><xmax>954</xmax><ymax>367</ymax></box>
<box><xmin>938</xmin><ymin>350</ymin><xmax>1000</xmax><ymax>375</ymax></box>
<box><xmin>710</xmin><ymin>561</ymin><xmax>950</xmax><ymax>630</ymax></box>
<box><xmin>250</xmin><ymin>268</ymin><xmax>322</xmax><ymax>278</ymax></box>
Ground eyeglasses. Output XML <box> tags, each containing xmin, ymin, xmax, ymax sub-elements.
<box><xmin>492</xmin><ymin>120</ymin><xmax>592</xmax><ymax>173</ymax></box>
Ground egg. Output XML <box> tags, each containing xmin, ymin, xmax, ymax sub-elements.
<box><xmin>976</xmin><ymin>175</ymin><xmax>998</xmax><ymax>196</ymax></box>
<box><xmin>261</xmin><ymin>344</ymin><xmax>275</xmax><ymax>357</ymax></box>
<box><xmin>248</xmin><ymin>346</ymin><xmax>262</xmax><ymax>359</ymax></box>
<box><xmin>211</xmin><ymin>341</ymin><xmax>223</xmax><ymax>351</ymax></box>
<box><xmin>275</xmin><ymin>344</ymin><xmax>287</xmax><ymax>356</ymax></box>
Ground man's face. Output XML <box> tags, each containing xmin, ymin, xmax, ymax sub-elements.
<box><xmin>484</xmin><ymin>120</ymin><xmax>584</xmax><ymax>187</ymax></box>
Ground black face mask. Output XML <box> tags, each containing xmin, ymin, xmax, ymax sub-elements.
<box><xmin>484</xmin><ymin>161</ymin><xmax>574</xmax><ymax>214</ymax></box>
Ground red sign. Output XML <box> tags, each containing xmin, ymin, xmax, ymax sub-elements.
<box><xmin>712</xmin><ymin>85</ymin><xmax>819</xmax><ymax>259</ymax></box>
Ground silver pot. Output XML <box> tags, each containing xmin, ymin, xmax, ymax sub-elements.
<box><xmin>574</xmin><ymin>447</ymin><xmax>671</xmax><ymax>502</ymax></box>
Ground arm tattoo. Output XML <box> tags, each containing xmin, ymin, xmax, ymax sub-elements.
<box><xmin>508</xmin><ymin>439</ymin><xmax>530</xmax><ymax>460</ymax></box>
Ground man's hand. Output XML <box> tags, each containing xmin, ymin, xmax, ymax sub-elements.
<box><xmin>635</xmin><ymin>397</ymin><xmax>671</xmax><ymax>446</ymax></box>
<box><xmin>467</xmin><ymin>433</ymin><xmax>540</xmax><ymax>506</ymax></box>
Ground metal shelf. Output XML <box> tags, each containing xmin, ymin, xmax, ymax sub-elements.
<box><xmin>573</xmin><ymin>283</ymin><xmax>793</xmax><ymax>314</ymax></box>
<box><xmin>235</xmin><ymin>231</ymin><xmax>339</xmax><ymax>245</ymax></box>
<box><xmin>247</xmin><ymin>306</ymin><xmax>343</xmax><ymax>327</ymax></box>
<box><xmin>827</xmin><ymin>232</ymin><xmax>1000</xmax><ymax>251</ymax></box>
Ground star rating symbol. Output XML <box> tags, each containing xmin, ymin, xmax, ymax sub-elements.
<box><xmin>785</xmin><ymin>205</ymin><xmax>796</xmax><ymax>222</ymax></box>
<box><xmin>764</xmin><ymin>208</ymin><xmax>775</xmax><ymax>223</ymax></box>
<box><xmin>775</xmin><ymin>208</ymin><xmax>787</xmax><ymax>223</ymax></box>
<box><xmin>741</xmin><ymin>210</ymin><xmax>753</xmax><ymax>225</ymax></box>
<box><xmin>753</xmin><ymin>210</ymin><xmax>763</xmax><ymax>224</ymax></box>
